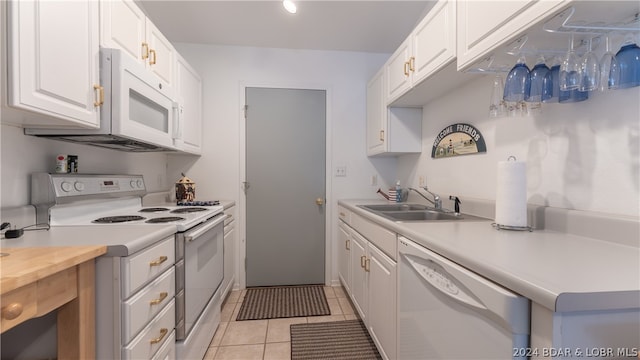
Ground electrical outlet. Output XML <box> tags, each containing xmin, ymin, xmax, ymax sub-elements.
<box><xmin>419</xmin><ymin>176</ymin><xmax>425</xmax><ymax>187</ymax></box>
<box><xmin>335</xmin><ymin>166</ymin><xmax>347</xmax><ymax>177</ymax></box>
<box><xmin>370</xmin><ymin>175</ymin><xmax>378</xmax><ymax>186</ymax></box>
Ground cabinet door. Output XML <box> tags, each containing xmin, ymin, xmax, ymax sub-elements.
<box><xmin>175</xmin><ymin>54</ymin><xmax>202</xmax><ymax>154</ymax></box>
<box><xmin>99</xmin><ymin>0</ymin><xmax>146</xmax><ymax>65</ymax></box>
<box><xmin>457</xmin><ymin>0</ymin><xmax>568</xmax><ymax>71</ymax></box>
<box><xmin>223</xmin><ymin>221</ymin><xmax>236</xmax><ymax>297</ymax></box>
<box><xmin>349</xmin><ymin>231</ymin><xmax>368</xmax><ymax>323</ymax></box>
<box><xmin>367</xmin><ymin>244</ymin><xmax>397</xmax><ymax>360</ymax></box>
<box><xmin>366</xmin><ymin>68</ymin><xmax>386</xmax><ymax>156</ymax></box>
<box><xmin>412</xmin><ymin>0</ymin><xmax>456</xmax><ymax>85</ymax></box>
<box><xmin>146</xmin><ymin>20</ymin><xmax>175</xmax><ymax>93</ymax></box>
<box><xmin>337</xmin><ymin>221</ymin><xmax>351</xmax><ymax>294</ymax></box>
<box><xmin>385</xmin><ymin>36</ymin><xmax>412</xmax><ymax>104</ymax></box>
<box><xmin>8</xmin><ymin>0</ymin><xmax>100</xmax><ymax>128</ymax></box>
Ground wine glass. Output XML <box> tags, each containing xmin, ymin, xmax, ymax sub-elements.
<box><xmin>542</xmin><ymin>57</ymin><xmax>561</xmax><ymax>103</ymax></box>
<box><xmin>526</xmin><ymin>56</ymin><xmax>549</xmax><ymax>114</ymax></box>
<box><xmin>489</xmin><ymin>75</ymin><xmax>506</xmax><ymax>118</ymax></box>
<box><xmin>579</xmin><ymin>37</ymin><xmax>599</xmax><ymax>91</ymax></box>
<box><xmin>503</xmin><ymin>55</ymin><xmax>530</xmax><ymax>102</ymax></box>
<box><xmin>600</xmin><ymin>35</ymin><xmax>620</xmax><ymax>91</ymax></box>
<box><xmin>615</xmin><ymin>34</ymin><xmax>640</xmax><ymax>89</ymax></box>
<box><xmin>560</xmin><ymin>34</ymin><xmax>580</xmax><ymax>91</ymax></box>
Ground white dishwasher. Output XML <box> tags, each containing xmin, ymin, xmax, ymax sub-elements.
<box><xmin>398</xmin><ymin>236</ymin><xmax>530</xmax><ymax>360</ymax></box>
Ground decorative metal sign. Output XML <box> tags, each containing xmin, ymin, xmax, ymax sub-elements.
<box><xmin>431</xmin><ymin>123</ymin><xmax>486</xmax><ymax>158</ymax></box>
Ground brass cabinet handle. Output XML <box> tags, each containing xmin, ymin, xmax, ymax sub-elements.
<box><xmin>379</xmin><ymin>130</ymin><xmax>384</xmax><ymax>141</ymax></box>
<box><xmin>2</xmin><ymin>303</ymin><xmax>23</xmax><ymax>320</ymax></box>
<box><xmin>149</xmin><ymin>292</ymin><xmax>168</xmax><ymax>305</ymax></box>
<box><xmin>339</xmin><ymin>212</ymin><xmax>346</xmax><ymax>217</ymax></box>
<box><xmin>149</xmin><ymin>328</ymin><xmax>168</xmax><ymax>344</ymax></box>
<box><xmin>345</xmin><ymin>239</ymin><xmax>350</xmax><ymax>251</ymax></box>
<box><xmin>360</xmin><ymin>255</ymin><xmax>366</xmax><ymax>268</ymax></box>
<box><xmin>93</xmin><ymin>84</ymin><xmax>104</xmax><ymax>107</ymax></box>
<box><xmin>149</xmin><ymin>49</ymin><xmax>157</xmax><ymax>65</ymax></box>
<box><xmin>141</xmin><ymin>42</ymin><xmax>149</xmax><ymax>60</ymax></box>
<box><xmin>149</xmin><ymin>255</ymin><xmax>168</xmax><ymax>266</ymax></box>
<box><xmin>403</xmin><ymin>61</ymin><xmax>410</xmax><ymax>76</ymax></box>
<box><xmin>409</xmin><ymin>56</ymin><xmax>415</xmax><ymax>72</ymax></box>
<box><xmin>365</xmin><ymin>258</ymin><xmax>370</xmax><ymax>272</ymax></box>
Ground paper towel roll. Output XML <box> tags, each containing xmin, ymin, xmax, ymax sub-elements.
<box><xmin>495</xmin><ymin>160</ymin><xmax>527</xmax><ymax>227</ymax></box>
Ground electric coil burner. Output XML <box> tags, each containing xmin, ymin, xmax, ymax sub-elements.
<box><xmin>93</xmin><ymin>215</ymin><xmax>146</xmax><ymax>223</ymax></box>
<box><xmin>171</xmin><ymin>207</ymin><xmax>207</xmax><ymax>214</ymax></box>
<box><xmin>139</xmin><ymin>207</ymin><xmax>170</xmax><ymax>213</ymax></box>
<box><xmin>146</xmin><ymin>216</ymin><xmax>186</xmax><ymax>223</ymax></box>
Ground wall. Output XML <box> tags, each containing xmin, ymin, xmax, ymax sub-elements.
<box><xmin>398</xmin><ymin>76</ymin><xmax>640</xmax><ymax>218</ymax></box>
<box><xmin>0</xmin><ymin>124</ymin><xmax>169</xmax><ymax>208</ymax></box>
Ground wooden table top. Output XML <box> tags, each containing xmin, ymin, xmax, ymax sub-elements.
<box><xmin>0</xmin><ymin>246</ymin><xmax>106</xmax><ymax>294</ymax></box>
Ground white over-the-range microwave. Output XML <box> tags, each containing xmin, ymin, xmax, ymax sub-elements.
<box><xmin>25</xmin><ymin>48</ymin><xmax>182</xmax><ymax>152</ymax></box>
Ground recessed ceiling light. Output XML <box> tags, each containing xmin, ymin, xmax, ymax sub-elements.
<box><xmin>283</xmin><ymin>0</ymin><xmax>297</xmax><ymax>14</ymax></box>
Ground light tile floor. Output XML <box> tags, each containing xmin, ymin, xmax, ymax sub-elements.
<box><xmin>203</xmin><ymin>286</ymin><xmax>359</xmax><ymax>360</ymax></box>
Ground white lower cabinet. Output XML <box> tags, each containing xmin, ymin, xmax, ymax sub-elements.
<box><xmin>339</xmin><ymin>210</ymin><xmax>397</xmax><ymax>360</ymax></box>
<box><xmin>96</xmin><ymin>236</ymin><xmax>176</xmax><ymax>360</ymax></box>
<box><xmin>337</xmin><ymin>220</ymin><xmax>351</xmax><ymax>295</ymax></box>
<box><xmin>222</xmin><ymin>206</ymin><xmax>237</xmax><ymax>301</ymax></box>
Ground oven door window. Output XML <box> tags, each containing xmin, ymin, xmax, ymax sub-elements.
<box><xmin>183</xmin><ymin>220</ymin><xmax>224</xmax><ymax>336</ymax></box>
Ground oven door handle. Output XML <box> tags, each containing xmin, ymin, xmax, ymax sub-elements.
<box><xmin>185</xmin><ymin>215</ymin><xmax>225</xmax><ymax>242</ymax></box>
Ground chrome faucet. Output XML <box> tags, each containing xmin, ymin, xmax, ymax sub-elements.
<box><xmin>408</xmin><ymin>187</ymin><xmax>442</xmax><ymax>210</ymax></box>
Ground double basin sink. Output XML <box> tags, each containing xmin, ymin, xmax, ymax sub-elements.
<box><xmin>357</xmin><ymin>203</ymin><xmax>488</xmax><ymax>222</ymax></box>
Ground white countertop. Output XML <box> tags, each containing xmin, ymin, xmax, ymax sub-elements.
<box><xmin>0</xmin><ymin>225</ymin><xmax>176</xmax><ymax>257</ymax></box>
<box><xmin>339</xmin><ymin>199</ymin><xmax>640</xmax><ymax>313</ymax></box>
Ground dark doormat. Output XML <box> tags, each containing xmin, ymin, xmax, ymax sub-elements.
<box><xmin>290</xmin><ymin>320</ymin><xmax>382</xmax><ymax>360</ymax></box>
<box><xmin>236</xmin><ymin>285</ymin><xmax>330</xmax><ymax>321</ymax></box>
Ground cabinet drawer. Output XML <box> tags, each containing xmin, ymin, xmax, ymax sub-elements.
<box><xmin>151</xmin><ymin>329</ymin><xmax>176</xmax><ymax>360</ymax></box>
<box><xmin>351</xmin><ymin>212</ymin><xmax>397</xmax><ymax>261</ymax></box>
<box><xmin>338</xmin><ymin>205</ymin><xmax>351</xmax><ymax>224</ymax></box>
<box><xmin>122</xmin><ymin>267</ymin><xmax>175</xmax><ymax>343</ymax></box>
<box><xmin>122</xmin><ymin>236</ymin><xmax>175</xmax><ymax>298</ymax></box>
<box><xmin>123</xmin><ymin>299</ymin><xmax>175</xmax><ymax>360</ymax></box>
<box><xmin>1</xmin><ymin>282</ymin><xmax>37</xmax><ymax>333</ymax></box>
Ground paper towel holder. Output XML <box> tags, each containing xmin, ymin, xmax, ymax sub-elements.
<box><xmin>491</xmin><ymin>222</ymin><xmax>533</xmax><ymax>232</ymax></box>
<box><xmin>493</xmin><ymin>155</ymin><xmax>533</xmax><ymax>231</ymax></box>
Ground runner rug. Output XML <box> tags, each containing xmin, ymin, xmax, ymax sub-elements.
<box><xmin>290</xmin><ymin>320</ymin><xmax>382</xmax><ymax>360</ymax></box>
<box><xmin>236</xmin><ymin>285</ymin><xmax>330</xmax><ymax>321</ymax></box>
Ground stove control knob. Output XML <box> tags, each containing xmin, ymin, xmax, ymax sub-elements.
<box><xmin>60</xmin><ymin>181</ymin><xmax>73</xmax><ymax>192</ymax></box>
<box><xmin>136</xmin><ymin>179</ymin><xmax>143</xmax><ymax>188</ymax></box>
<box><xmin>130</xmin><ymin>180</ymin><xmax>139</xmax><ymax>189</ymax></box>
<box><xmin>74</xmin><ymin>181</ymin><xmax>85</xmax><ymax>192</ymax></box>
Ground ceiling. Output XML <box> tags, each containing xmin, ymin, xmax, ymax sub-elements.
<box><xmin>136</xmin><ymin>1</ymin><xmax>434</xmax><ymax>53</ymax></box>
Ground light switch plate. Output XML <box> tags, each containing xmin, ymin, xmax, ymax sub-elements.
<box><xmin>335</xmin><ymin>166</ymin><xmax>347</xmax><ymax>177</ymax></box>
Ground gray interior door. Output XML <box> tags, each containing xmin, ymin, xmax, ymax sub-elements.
<box><xmin>245</xmin><ymin>87</ymin><xmax>326</xmax><ymax>287</ymax></box>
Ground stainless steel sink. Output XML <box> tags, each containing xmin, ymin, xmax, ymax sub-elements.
<box><xmin>358</xmin><ymin>204</ymin><xmax>488</xmax><ymax>222</ymax></box>
<box><xmin>358</xmin><ymin>204</ymin><xmax>429</xmax><ymax>212</ymax></box>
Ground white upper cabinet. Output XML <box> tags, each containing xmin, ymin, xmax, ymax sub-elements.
<box><xmin>366</xmin><ymin>68</ymin><xmax>386</xmax><ymax>156</ymax></box>
<box><xmin>174</xmin><ymin>53</ymin><xmax>202</xmax><ymax>155</ymax></box>
<box><xmin>457</xmin><ymin>0</ymin><xmax>569</xmax><ymax>71</ymax></box>
<box><xmin>385</xmin><ymin>0</ymin><xmax>456</xmax><ymax>105</ymax></box>
<box><xmin>4</xmin><ymin>0</ymin><xmax>101</xmax><ymax>128</ymax></box>
<box><xmin>366</xmin><ymin>68</ymin><xmax>422</xmax><ymax>157</ymax></box>
<box><xmin>99</xmin><ymin>0</ymin><xmax>145</xmax><ymax>64</ymax></box>
<box><xmin>100</xmin><ymin>0</ymin><xmax>175</xmax><ymax>95</ymax></box>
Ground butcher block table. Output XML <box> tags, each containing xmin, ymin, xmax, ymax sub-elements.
<box><xmin>0</xmin><ymin>246</ymin><xmax>106</xmax><ymax>359</ymax></box>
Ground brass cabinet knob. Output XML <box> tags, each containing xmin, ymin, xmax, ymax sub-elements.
<box><xmin>2</xmin><ymin>303</ymin><xmax>23</xmax><ymax>320</ymax></box>
<box><xmin>316</xmin><ymin>198</ymin><xmax>324</xmax><ymax>205</ymax></box>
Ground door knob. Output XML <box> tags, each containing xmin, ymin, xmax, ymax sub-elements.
<box><xmin>316</xmin><ymin>197</ymin><xmax>324</xmax><ymax>205</ymax></box>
